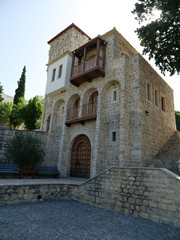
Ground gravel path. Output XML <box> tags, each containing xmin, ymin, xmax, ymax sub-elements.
<box><xmin>0</xmin><ymin>200</ymin><xmax>180</xmax><ymax>240</ymax></box>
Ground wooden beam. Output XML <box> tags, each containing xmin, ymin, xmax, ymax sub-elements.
<box><xmin>96</xmin><ymin>38</ymin><xmax>100</xmax><ymax>67</ymax></box>
<box><xmin>83</xmin><ymin>47</ymin><xmax>87</xmax><ymax>71</ymax></box>
<box><xmin>102</xmin><ymin>44</ymin><xmax>106</xmax><ymax>69</ymax></box>
<box><xmin>71</xmin><ymin>54</ymin><xmax>75</xmax><ymax>77</ymax></box>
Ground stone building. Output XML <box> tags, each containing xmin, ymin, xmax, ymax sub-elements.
<box><xmin>41</xmin><ymin>23</ymin><xmax>176</xmax><ymax>178</ymax></box>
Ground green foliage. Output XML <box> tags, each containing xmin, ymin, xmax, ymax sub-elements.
<box><xmin>0</xmin><ymin>83</ymin><xmax>4</xmax><ymax>102</ymax></box>
<box><xmin>175</xmin><ymin>111</ymin><xmax>180</xmax><ymax>131</ymax></box>
<box><xmin>13</xmin><ymin>66</ymin><xmax>26</xmax><ymax>105</ymax></box>
<box><xmin>35</xmin><ymin>119</ymin><xmax>42</xmax><ymax>129</ymax></box>
<box><xmin>22</xmin><ymin>96</ymin><xmax>43</xmax><ymax>130</ymax></box>
<box><xmin>132</xmin><ymin>0</ymin><xmax>180</xmax><ymax>76</ymax></box>
<box><xmin>6</xmin><ymin>134</ymin><xmax>45</xmax><ymax>169</ymax></box>
<box><xmin>9</xmin><ymin>97</ymin><xmax>26</xmax><ymax>129</ymax></box>
<box><xmin>0</xmin><ymin>101</ymin><xmax>13</xmax><ymax>126</ymax></box>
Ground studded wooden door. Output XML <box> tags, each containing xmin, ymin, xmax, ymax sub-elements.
<box><xmin>70</xmin><ymin>135</ymin><xmax>91</xmax><ymax>178</ymax></box>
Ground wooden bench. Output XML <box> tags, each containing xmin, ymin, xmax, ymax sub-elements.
<box><xmin>0</xmin><ymin>164</ymin><xmax>19</xmax><ymax>175</ymax></box>
<box><xmin>19</xmin><ymin>170</ymin><xmax>35</xmax><ymax>179</ymax></box>
<box><xmin>35</xmin><ymin>166</ymin><xmax>60</xmax><ymax>177</ymax></box>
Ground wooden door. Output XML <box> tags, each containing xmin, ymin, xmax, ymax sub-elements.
<box><xmin>70</xmin><ymin>135</ymin><xmax>91</xmax><ymax>178</ymax></box>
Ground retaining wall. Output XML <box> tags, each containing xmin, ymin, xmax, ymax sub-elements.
<box><xmin>0</xmin><ymin>167</ymin><xmax>180</xmax><ymax>228</ymax></box>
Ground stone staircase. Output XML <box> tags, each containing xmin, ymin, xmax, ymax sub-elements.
<box><xmin>149</xmin><ymin>132</ymin><xmax>180</xmax><ymax>174</ymax></box>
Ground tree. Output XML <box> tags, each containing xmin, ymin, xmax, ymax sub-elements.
<box><xmin>22</xmin><ymin>96</ymin><xmax>43</xmax><ymax>130</ymax></box>
<box><xmin>175</xmin><ymin>111</ymin><xmax>180</xmax><ymax>131</ymax></box>
<box><xmin>9</xmin><ymin>97</ymin><xmax>26</xmax><ymax>129</ymax></box>
<box><xmin>13</xmin><ymin>66</ymin><xmax>26</xmax><ymax>105</ymax></box>
<box><xmin>10</xmin><ymin>66</ymin><xmax>26</xmax><ymax>129</ymax></box>
<box><xmin>0</xmin><ymin>102</ymin><xmax>13</xmax><ymax>127</ymax></box>
<box><xmin>0</xmin><ymin>83</ymin><xmax>4</xmax><ymax>102</ymax></box>
<box><xmin>132</xmin><ymin>0</ymin><xmax>180</xmax><ymax>76</ymax></box>
<box><xmin>6</xmin><ymin>134</ymin><xmax>45</xmax><ymax>169</ymax></box>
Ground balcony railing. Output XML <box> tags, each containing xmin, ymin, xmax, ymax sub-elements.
<box><xmin>71</xmin><ymin>56</ymin><xmax>104</xmax><ymax>78</ymax></box>
<box><xmin>66</xmin><ymin>103</ymin><xmax>97</xmax><ymax>126</ymax></box>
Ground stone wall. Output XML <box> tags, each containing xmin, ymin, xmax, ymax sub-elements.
<box><xmin>0</xmin><ymin>129</ymin><xmax>51</xmax><ymax>166</ymax></box>
<box><xmin>150</xmin><ymin>132</ymin><xmax>180</xmax><ymax>174</ymax></box>
<box><xmin>0</xmin><ymin>167</ymin><xmax>180</xmax><ymax>228</ymax></box>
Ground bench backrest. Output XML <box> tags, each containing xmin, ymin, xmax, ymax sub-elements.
<box><xmin>0</xmin><ymin>164</ymin><xmax>19</xmax><ymax>173</ymax></box>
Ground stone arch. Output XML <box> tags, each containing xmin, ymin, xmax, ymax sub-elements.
<box><xmin>67</xmin><ymin>94</ymin><xmax>81</xmax><ymax>120</ymax></box>
<box><xmin>51</xmin><ymin>99</ymin><xmax>65</xmax><ymax>132</ymax></box>
<box><xmin>67</xmin><ymin>94</ymin><xmax>80</xmax><ymax>109</ymax></box>
<box><xmin>70</xmin><ymin>134</ymin><xmax>91</xmax><ymax>178</ymax></box>
<box><xmin>82</xmin><ymin>88</ymin><xmax>98</xmax><ymax>104</ymax></box>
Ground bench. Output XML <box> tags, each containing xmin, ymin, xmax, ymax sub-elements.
<box><xmin>0</xmin><ymin>164</ymin><xmax>19</xmax><ymax>174</ymax></box>
<box><xmin>19</xmin><ymin>169</ymin><xmax>35</xmax><ymax>179</ymax></box>
<box><xmin>35</xmin><ymin>166</ymin><xmax>60</xmax><ymax>177</ymax></box>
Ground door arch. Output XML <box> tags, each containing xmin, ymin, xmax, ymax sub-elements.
<box><xmin>70</xmin><ymin>134</ymin><xmax>91</xmax><ymax>178</ymax></box>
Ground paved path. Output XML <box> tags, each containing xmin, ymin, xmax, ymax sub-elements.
<box><xmin>0</xmin><ymin>178</ymin><xmax>87</xmax><ymax>186</ymax></box>
<box><xmin>0</xmin><ymin>200</ymin><xmax>180</xmax><ymax>240</ymax></box>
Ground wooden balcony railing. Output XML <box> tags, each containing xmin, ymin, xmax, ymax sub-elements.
<box><xmin>71</xmin><ymin>56</ymin><xmax>104</xmax><ymax>78</ymax></box>
<box><xmin>82</xmin><ymin>103</ymin><xmax>97</xmax><ymax>117</ymax></box>
<box><xmin>66</xmin><ymin>107</ymin><xmax>79</xmax><ymax>121</ymax></box>
<box><xmin>66</xmin><ymin>103</ymin><xmax>97</xmax><ymax>126</ymax></box>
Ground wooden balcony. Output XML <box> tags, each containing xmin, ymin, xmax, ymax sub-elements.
<box><xmin>70</xmin><ymin>56</ymin><xmax>105</xmax><ymax>87</ymax></box>
<box><xmin>65</xmin><ymin>103</ymin><xmax>97</xmax><ymax>126</ymax></box>
<box><xmin>70</xmin><ymin>37</ymin><xmax>106</xmax><ymax>87</ymax></box>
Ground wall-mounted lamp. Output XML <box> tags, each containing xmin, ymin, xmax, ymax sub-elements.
<box><xmin>145</xmin><ymin>111</ymin><xmax>149</xmax><ymax>116</ymax></box>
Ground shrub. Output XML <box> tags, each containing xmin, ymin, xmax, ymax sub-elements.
<box><xmin>6</xmin><ymin>134</ymin><xmax>45</xmax><ymax>169</ymax></box>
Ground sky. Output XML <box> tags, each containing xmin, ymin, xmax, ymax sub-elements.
<box><xmin>0</xmin><ymin>0</ymin><xmax>179</xmax><ymax>110</ymax></box>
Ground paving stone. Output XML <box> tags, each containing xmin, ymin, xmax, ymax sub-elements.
<box><xmin>0</xmin><ymin>200</ymin><xmax>180</xmax><ymax>240</ymax></box>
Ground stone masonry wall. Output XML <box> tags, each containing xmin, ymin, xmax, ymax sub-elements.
<box><xmin>0</xmin><ymin>129</ymin><xmax>51</xmax><ymax>166</ymax></box>
<box><xmin>139</xmin><ymin>55</ymin><xmax>176</xmax><ymax>167</ymax></box>
<box><xmin>0</xmin><ymin>167</ymin><xmax>180</xmax><ymax>228</ymax></box>
<box><xmin>77</xmin><ymin>167</ymin><xmax>180</xmax><ymax>228</ymax></box>
<box><xmin>150</xmin><ymin>132</ymin><xmax>180</xmax><ymax>174</ymax></box>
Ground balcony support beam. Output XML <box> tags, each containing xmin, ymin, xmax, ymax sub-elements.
<box><xmin>96</xmin><ymin>39</ymin><xmax>100</xmax><ymax>67</ymax></box>
<box><xmin>83</xmin><ymin>47</ymin><xmax>87</xmax><ymax>71</ymax></box>
<box><xmin>71</xmin><ymin>54</ymin><xmax>75</xmax><ymax>77</ymax></box>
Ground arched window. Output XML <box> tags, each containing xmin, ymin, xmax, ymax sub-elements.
<box><xmin>73</xmin><ymin>97</ymin><xmax>80</xmax><ymax>118</ymax></box>
<box><xmin>46</xmin><ymin>114</ymin><xmax>51</xmax><ymax>132</ymax></box>
<box><xmin>89</xmin><ymin>91</ymin><xmax>98</xmax><ymax>104</ymax></box>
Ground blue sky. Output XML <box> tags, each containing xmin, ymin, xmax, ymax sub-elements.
<box><xmin>0</xmin><ymin>0</ymin><xmax>179</xmax><ymax>110</ymax></box>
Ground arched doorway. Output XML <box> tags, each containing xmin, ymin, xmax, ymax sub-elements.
<box><xmin>70</xmin><ymin>134</ymin><xmax>91</xmax><ymax>178</ymax></box>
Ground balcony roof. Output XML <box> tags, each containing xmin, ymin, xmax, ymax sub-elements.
<box><xmin>73</xmin><ymin>36</ymin><xmax>106</xmax><ymax>57</ymax></box>
<box><xmin>48</xmin><ymin>23</ymin><xmax>91</xmax><ymax>44</ymax></box>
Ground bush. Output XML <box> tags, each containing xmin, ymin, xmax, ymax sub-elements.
<box><xmin>6</xmin><ymin>134</ymin><xmax>45</xmax><ymax>169</ymax></box>
<box><xmin>175</xmin><ymin>111</ymin><xmax>180</xmax><ymax>131</ymax></box>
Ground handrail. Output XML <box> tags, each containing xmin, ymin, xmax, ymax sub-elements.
<box><xmin>71</xmin><ymin>55</ymin><xmax>104</xmax><ymax>77</ymax></box>
<box><xmin>66</xmin><ymin>103</ymin><xmax>97</xmax><ymax>121</ymax></box>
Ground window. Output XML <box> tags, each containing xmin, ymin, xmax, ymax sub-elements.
<box><xmin>112</xmin><ymin>132</ymin><xmax>116</xmax><ymax>141</ymax></box>
<box><xmin>52</xmin><ymin>69</ymin><xmax>56</xmax><ymax>82</ymax></box>
<box><xmin>113</xmin><ymin>91</ymin><xmax>117</xmax><ymax>101</ymax></box>
<box><xmin>155</xmin><ymin>90</ymin><xmax>158</xmax><ymax>106</ymax></box>
<box><xmin>58</xmin><ymin>65</ymin><xmax>63</xmax><ymax>78</ymax></box>
<box><xmin>147</xmin><ymin>83</ymin><xmax>151</xmax><ymax>101</ymax></box>
<box><xmin>161</xmin><ymin>96</ymin><xmax>166</xmax><ymax>112</ymax></box>
<box><xmin>62</xmin><ymin>106</ymin><xmax>64</xmax><ymax>115</ymax></box>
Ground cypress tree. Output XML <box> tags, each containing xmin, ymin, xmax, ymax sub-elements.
<box><xmin>13</xmin><ymin>66</ymin><xmax>26</xmax><ymax>105</ymax></box>
<box><xmin>0</xmin><ymin>83</ymin><xmax>4</xmax><ymax>102</ymax></box>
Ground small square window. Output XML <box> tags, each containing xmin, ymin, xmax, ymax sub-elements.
<box><xmin>112</xmin><ymin>132</ymin><xmax>116</xmax><ymax>141</ymax></box>
<box><xmin>58</xmin><ymin>65</ymin><xmax>63</xmax><ymax>78</ymax></box>
<box><xmin>52</xmin><ymin>68</ymin><xmax>56</xmax><ymax>82</ymax></box>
